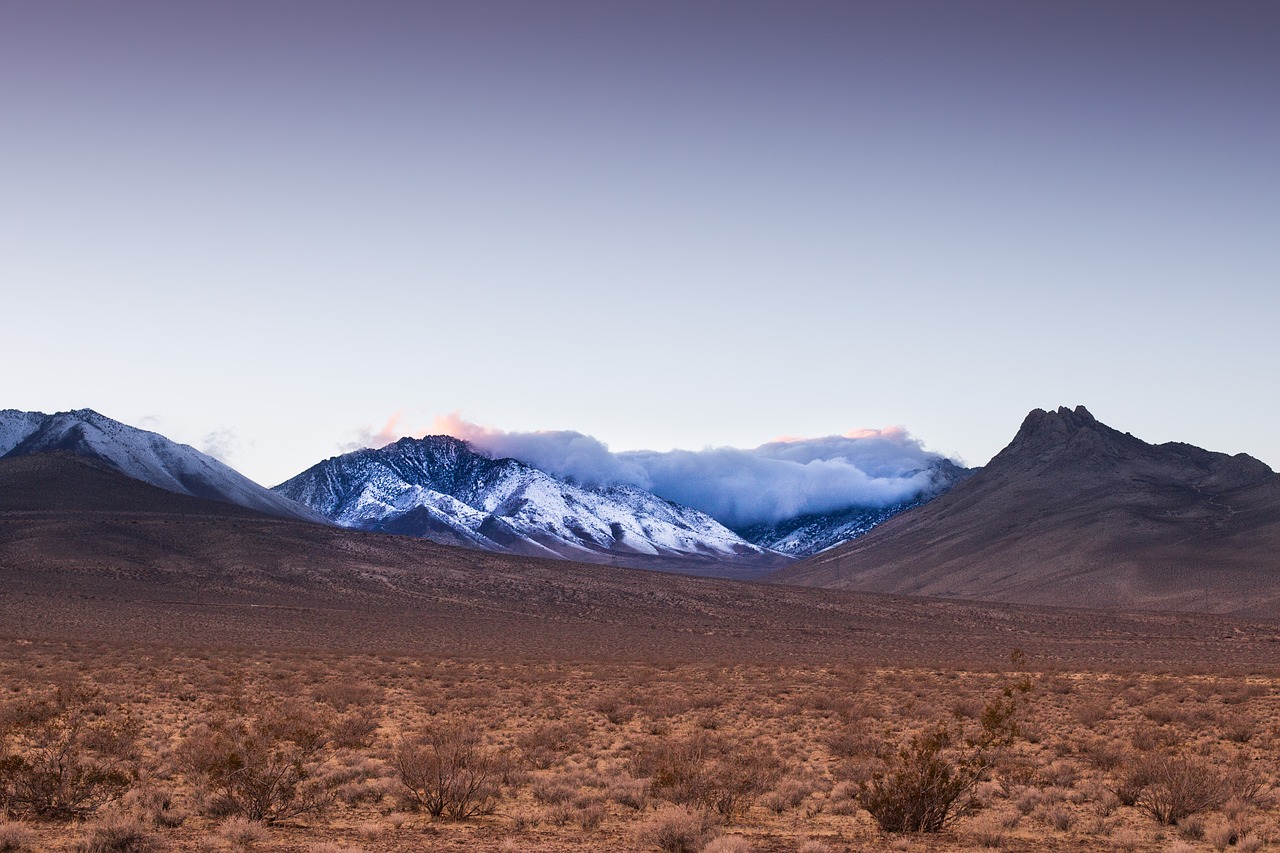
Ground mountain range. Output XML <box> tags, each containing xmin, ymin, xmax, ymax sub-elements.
<box><xmin>774</xmin><ymin>406</ymin><xmax>1280</xmax><ymax>615</ymax></box>
<box><xmin>1</xmin><ymin>408</ymin><xmax>955</xmax><ymax>572</ymax></box>
<box><xmin>4</xmin><ymin>404</ymin><xmax>1278</xmax><ymax>616</ymax></box>
<box><xmin>273</xmin><ymin>435</ymin><xmax>787</xmax><ymax>575</ymax></box>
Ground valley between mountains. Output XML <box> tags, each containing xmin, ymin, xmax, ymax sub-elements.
<box><xmin>3</xmin><ymin>404</ymin><xmax>1277</xmax><ymax>615</ymax></box>
<box><xmin>3</xmin><ymin>405</ymin><xmax>1280</xmax><ymax>852</ymax></box>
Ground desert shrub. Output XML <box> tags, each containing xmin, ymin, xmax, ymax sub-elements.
<box><xmin>1221</xmin><ymin>714</ymin><xmax>1256</xmax><ymax>744</ymax></box>
<box><xmin>760</xmin><ymin>777</ymin><xmax>815</xmax><ymax>814</ymax></box>
<box><xmin>967</xmin><ymin>811</ymin><xmax>1019</xmax><ymax>847</ymax></box>
<box><xmin>313</xmin><ymin>681</ymin><xmax>381</xmax><ymax>712</ymax></box>
<box><xmin>632</xmin><ymin>732</ymin><xmax>781</xmax><ymax>820</ymax></box>
<box><xmin>215</xmin><ymin>815</ymin><xmax>269</xmax><ymax>847</ymax></box>
<box><xmin>1038</xmin><ymin>802</ymin><xmax>1072</xmax><ymax>831</ymax></box>
<box><xmin>796</xmin><ymin>842</ymin><xmax>833</xmax><ymax>853</ymax></box>
<box><xmin>1129</xmin><ymin>753</ymin><xmax>1226</xmax><ymax>824</ymax></box>
<box><xmin>1177</xmin><ymin>814</ymin><xmax>1205</xmax><ymax>840</ymax></box>
<box><xmin>823</xmin><ymin>721</ymin><xmax>885</xmax><ymax>760</ymax></box>
<box><xmin>0</xmin><ymin>686</ymin><xmax>139</xmax><ymax>820</ymax></box>
<box><xmin>1223</xmin><ymin>762</ymin><xmax>1272</xmax><ymax>808</ymax></box>
<box><xmin>531</xmin><ymin>777</ymin><xmax>575</xmax><ymax>805</ymax></box>
<box><xmin>635</xmin><ymin>804</ymin><xmax>719</xmax><ymax>853</ymax></box>
<box><xmin>124</xmin><ymin>786</ymin><xmax>186</xmax><ymax>828</ymax></box>
<box><xmin>0</xmin><ymin>820</ymin><xmax>36</xmax><ymax>852</ymax></box>
<box><xmin>607</xmin><ymin>777</ymin><xmax>649</xmax><ymax>810</ymax></box>
<box><xmin>393</xmin><ymin>720</ymin><xmax>501</xmax><ymax>820</ymax></box>
<box><xmin>1110</xmin><ymin>756</ymin><xmax>1159</xmax><ymax>807</ymax></box>
<box><xmin>1075</xmin><ymin>699</ymin><xmax>1112</xmax><ymax>726</ymax></box>
<box><xmin>517</xmin><ymin>721</ymin><xmax>586</xmax><ymax>769</ymax></box>
<box><xmin>73</xmin><ymin>814</ymin><xmax>158</xmax><ymax>853</ymax></box>
<box><xmin>702</xmin><ymin>836</ymin><xmax>752</xmax><ymax>853</ymax></box>
<box><xmin>330</xmin><ymin>712</ymin><xmax>378</xmax><ymax>750</ymax></box>
<box><xmin>1236</xmin><ymin>835</ymin><xmax>1264</xmax><ymax>853</ymax></box>
<box><xmin>1205</xmin><ymin>818</ymin><xmax>1238</xmax><ymax>850</ymax></box>
<box><xmin>858</xmin><ymin>724</ymin><xmax>985</xmax><ymax>833</ymax></box>
<box><xmin>592</xmin><ymin>691</ymin><xmax>637</xmax><ymax>725</ymax></box>
<box><xmin>179</xmin><ymin>702</ymin><xmax>337</xmax><ymax>823</ymax></box>
<box><xmin>575</xmin><ymin>802</ymin><xmax>605</xmax><ymax>831</ymax></box>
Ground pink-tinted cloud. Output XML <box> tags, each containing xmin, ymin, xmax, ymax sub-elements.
<box><xmin>341</xmin><ymin>411</ymin><xmax>411</xmax><ymax>452</ymax></box>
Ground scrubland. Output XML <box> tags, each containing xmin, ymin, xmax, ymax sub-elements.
<box><xmin>2</xmin><ymin>641</ymin><xmax>1278</xmax><ymax>852</ymax></box>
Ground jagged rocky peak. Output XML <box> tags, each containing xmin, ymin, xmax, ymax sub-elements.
<box><xmin>997</xmin><ymin>404</ymin><xmax>1136</xmax><ymax>467</ymax></box>
<box><xmin>1013</xmin><ymin>405</ymin><xmax>1098</xmax><ymax>442</ymax></box>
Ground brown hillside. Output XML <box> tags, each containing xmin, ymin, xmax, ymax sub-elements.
<box><xmin>772</xmin><ymin>406</ymin><xmax>1280</xmax><ymax>616</ymax></box>
<box><xmin>3</xmin><ymin>452</ymin><xmax>1278</xmax><ymax>669</ymax></box>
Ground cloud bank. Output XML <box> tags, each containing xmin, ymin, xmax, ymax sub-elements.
<box><xmin>427</xmin><ymin>413</ymin><xmax>953</xmax><ymax>529</ymax></box>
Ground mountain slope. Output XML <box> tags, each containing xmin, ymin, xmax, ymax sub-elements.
<box><xmin>274</xmin><ymin>436</ymin><xmax>787</xmax><ymax>575</ymax></box>
<box><xmin>0</xmin><ymin>409</ymin><xmax>323</xmax><ymax>523</ymax></box>
<box><xmin>772</xmin><ymin>406</ymin><xmax>1280</xmax><ymax>615</ymax></box>
<box><xmin>7</xmin><ymin>451</ymin><xmax>1280</xmax><ymax>666</ymax></box>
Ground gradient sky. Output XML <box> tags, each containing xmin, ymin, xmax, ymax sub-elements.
<box><xmin>3</xmin><ymin>1</ymin><xmax>1277</xmax><ymax>486</ymax></box>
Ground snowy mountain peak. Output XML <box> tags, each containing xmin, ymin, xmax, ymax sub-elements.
<box><xmin>275</xmin><ymin>435</ymin><xmax>786</xmax><ymax>572</ymax></box>
<box><xmin>0</xmin><ymin>409</ymin><xmax>323</xmax><ymax>523</ymax></box>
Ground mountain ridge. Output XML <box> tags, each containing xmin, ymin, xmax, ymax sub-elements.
<box><xmin>274</xmin><ymin>434</ymin><xmax>792</xmax><ymax>576</ymax></box>
<box><xmin>772</xmin><ymin>405</ymin><xmax>1280</xmax><ymax>615</ymax></box>
<box><xmin>0</xmin><ymin>408</ymin><xmax>324</xmax><ymax>524</ymax></box>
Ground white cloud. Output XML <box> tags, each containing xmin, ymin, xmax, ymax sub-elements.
<box><xmin>426</xmin><ymin>414</ymin><xmax>953</xmax><ymax>528</ymax></box>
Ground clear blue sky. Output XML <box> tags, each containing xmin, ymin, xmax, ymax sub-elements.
<box><xmin>3</xmin><ymin>1</ymin><xmax>1277</xmax><ymax>486</ymax></box>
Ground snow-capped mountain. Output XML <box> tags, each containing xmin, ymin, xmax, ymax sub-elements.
<box><xmin>0</xmin><ymin>409</ymin><xmax>323</xmax><ymax>523</ymax></box>
<box><xmin>735</xmin><ymin>459</ymin><xmax>971</xmax><ymax>556</ymax></box>
<box><xmin>274</xmin><ymin>435</ymin><xmax>786</xmax><ymax>570</ymax></box>
<box><xmin>737</xmin><ymin>498</ymin><xmax>930</xmax><ymax>557</ymax></box>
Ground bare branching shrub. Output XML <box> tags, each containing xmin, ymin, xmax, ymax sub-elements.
<box><xmin>1110</xmin><ymin>756</ymin><xmax>1159</xmax><ymax>807</ymax></box>
<box><xmin>179</xmin><ymin>702</ymin><xmax>337</xmax><ymax>823</ymax></box>
<box><xmin>635</xmin><ymin>804</ymin><xmax>719</xmax><ymax>853</ymax></box>
<box><xmin>1128</xmin><ymin>753</ymin><xmax>1226</xmax><ymax>824</ymax></box>
<box><xmin>73</xmin><ymin>814</ymin><xmax>158</xmax><ymax>853</ymax></box>
<box><xmin>1223</xmin><ymin>762</ymin><xmax>1272</xmax><ymax>808</ymax></box>
<box><xmin>858</xmin><ymin>724</ymin><xmax>985</xmax><ymax>833</ymax></box>
<box><xmin>393</xmin><ymin>720</ymin><xmax>501</xmax><ymax>820</ymax></box>
<box><xmin>632</xmin><ymin>732</ymin><xmax>781</xmax><ymax>820</ymax></box>
<box><xmin>0</xmin><ymin>687</ymin><xmax>139</xmax><ymax>820</ymax></box>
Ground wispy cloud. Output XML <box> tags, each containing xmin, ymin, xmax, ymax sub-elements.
<box><xmin>341</xmin><ymin>411</ymin><xmax>410</xmax><ymax>452</ymax></box>
<box><xmin>201</xmin><ymin>426</ymin><xmax>249</xmax><ymax>464</ymax></box>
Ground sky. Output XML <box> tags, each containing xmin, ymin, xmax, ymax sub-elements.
<box><xmin>3</xmin><ymin>1</ymin><xmax>1277</xmax><ymax>488</ymax></box>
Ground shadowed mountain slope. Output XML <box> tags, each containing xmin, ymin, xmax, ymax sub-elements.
<box><xmin>0</xmin><ymin>409</ymin><xmax>323</xmax><ymax>523</ymax></box>
<box><xmin>4</xmin><ymin>452</ymin><xmax>1278</xmax><ymax>669</ymax></box>
<box><xmin>772</xmin><ymin>406</ymin><xmax>1280</xmax><ymax>616</ymax></box>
